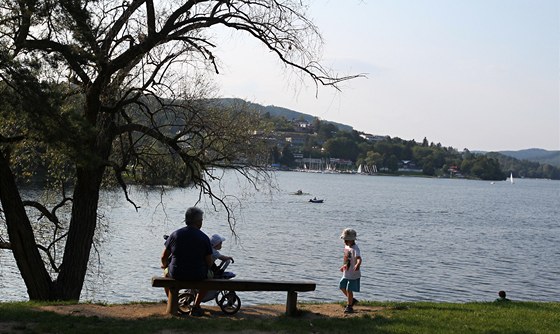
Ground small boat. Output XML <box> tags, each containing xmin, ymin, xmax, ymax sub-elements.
<box><xmin>291</xmin><ymin>190</ymin><xmax>310</xmax><ymax>195</ymax></box>
<box><xmin>309</xmin><ymin>198</ymin><xmax>324</xmax><ymax>203</ymax></box>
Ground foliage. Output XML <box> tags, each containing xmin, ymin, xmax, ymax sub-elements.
<box><xmin>323</xmin><ymin>137</ymin><xmax>359</xmax><ymax>161</ymax></box>
<box><xmin>486</xmin><ymin>152</ymin><xmax>560</xmax><ymax>180</ymax></box>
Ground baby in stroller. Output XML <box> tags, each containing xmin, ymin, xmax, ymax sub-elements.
<box><xmin>210</xmin><ymin>234</ymin><xmax>234</xmax><ymax>278</ymax></box>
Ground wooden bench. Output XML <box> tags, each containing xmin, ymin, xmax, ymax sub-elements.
<box><xmin>151</xmin><ymin>276</ymin><xmax>316</xmax><ymax>316</ymax></box>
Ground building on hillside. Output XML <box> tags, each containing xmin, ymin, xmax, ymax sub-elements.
<box><xmin>398</xmin><ymin>160</ymin><xmax>422</xmax><ymax>172</ymax></box>
<box><xmin>292</xmin><ymin>119</ymin><xmax>313</xmax><ymax>133</ymax></box>
<box><xmin>360</xmin><ymin>133</ymin><xmax>386</xmax><ymax>142</ymax></box>
<box><xmin>285</xmin><ymin>134</ymin><xmax>306</xmax><ymax>146</ymax></box>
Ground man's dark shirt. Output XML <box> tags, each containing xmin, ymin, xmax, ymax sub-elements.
<box><xmin>165</xmin><ymin>226</ymin><xmax>212</xmax><ymax>280</ymax></box>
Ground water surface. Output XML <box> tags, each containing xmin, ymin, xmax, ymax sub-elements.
<box><xmin>1</xmin><ymin>172</ymin><xmax>558</xmax><ymax>304</ymax></box>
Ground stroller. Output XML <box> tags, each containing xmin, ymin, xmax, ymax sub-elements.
<box><xmin>177</xmin><ymin>259</ymin><xmax>241</xmax><ymax>315</ymax></box>
<box><xmin>163</xmin><ymin>235</ymin><xmax>241</xmax><ymax>315</ymax></box>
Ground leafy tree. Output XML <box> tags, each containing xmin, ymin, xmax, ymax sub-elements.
<box><xmin>0</xmin><ymin>0</ymin><xmax>355</xmax><ymax>301</ymax></box>
<box><xmin>360</xmin><ymin>150</ymin><xmax>382</xmax><ymax>170</ymax></box>
<box><xmin>469</xmin><ymin>156</ymin><xmax>506</xmax><ymax>180</ymax></box>
<box><xmin>270</xmin><ymin>146</ymin><xmax>281</xmax><ymax>164</ymax></box>
<box><xmin>279</xmin><ymin>145</ymin><xmax>296</xmax><ymax>167</ymax></box>
<box><xmin>387</xmin><ymin>155</ymin><xmax>399</xmax><ymax>173</ymax></box>
<box><xmin>323</xmin><ymin>137</ymin><xmax>359</xmax><ymax>161</ymax></box>
<box><xmin>316</xmin><ymin>122</ymin><xmax>337</xmax><ymax>142</ymax></box>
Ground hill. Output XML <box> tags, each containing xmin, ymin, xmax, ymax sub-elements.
<box><xmin>215</xmin><ymin>98</ymin><xmax>354</xmax><ymax>132</ymax></box>
<box><xmin>218</xmin><ymin>98</ymin><xmax>558</xmax><ymax>168</ymax></box>
<box><xmin>498</xmin><ymin>149</ymin><xmax>560</xmax><ymax>167</ymax></box>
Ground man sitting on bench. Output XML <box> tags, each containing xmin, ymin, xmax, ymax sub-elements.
<box><xmin>161</xmin><ymin>207</ymin><xmax>213</xmax><ymax>316</ymax></box>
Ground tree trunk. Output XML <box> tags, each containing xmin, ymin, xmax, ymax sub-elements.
<box><xmin>52</xmin><ymin>167</ymin><xmax>104</xmax><ymax>300</ymax></box>
<box><xmin>0</xmin><ymin>151</ymin><xmax>53</xmax><ymax>299</ymax></box>
<box><xmin>52</xmin><ymin>110</ymin><xmax>113</xmax><ymax>300</ymax></box>
<box><xmin>1</xmin><ymin>107</ymin><xmax>113</xmax><ymax>300</ymax></box>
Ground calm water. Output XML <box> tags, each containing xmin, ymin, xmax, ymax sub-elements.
<box><xmin>1</xmin><ymin>172</ymin><xmax>559</xmax><ymax>305</ymax></box>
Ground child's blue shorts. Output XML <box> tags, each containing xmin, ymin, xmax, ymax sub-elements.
<box><xmin>339</xmin><ymin>277</ymin><xmax>360</xmax><ymax>292</ymax></box>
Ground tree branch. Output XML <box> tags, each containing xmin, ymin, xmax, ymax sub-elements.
<box><xmin>22</xmin><ymin>200</ymin><xmax>64</xmax><ymax>229</ymax></box>
<box><xmin>20</xmin><ymin>40</ymin><xmax>93</xmax><ymax>86</ymax></box>
<box><xmin>101</xmin><ymin>0</ymin><xmax>146</xmax><ymax>54</ymax></box>
<box><xmin>37</xmin><ymin>244</ymin><xmax>61</xmax><ymax>273</ymax></box>
<box><xmin>0</xmin><ymin>234</ymin><xmax>11</xmax><ymax>250</ymax></box>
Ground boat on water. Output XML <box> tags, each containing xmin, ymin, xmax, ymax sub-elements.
<box><xmin>309</xmin><ymin>198</ymin><xmax>324</xmax><ymax>203</ymax></box>
<box><xmin>510</xmin><ymin>172</ymin><xmax>514</xmax><ymax>184</ymax></box>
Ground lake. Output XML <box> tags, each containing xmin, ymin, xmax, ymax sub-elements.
<box><xmin>1</xmin><ymin>172</ymin><xmax>559</xmax><ymax>305</ymax></box>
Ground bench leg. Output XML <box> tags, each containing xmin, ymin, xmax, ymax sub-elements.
<box><xmin>286</xmin><ymin>291</ymin><xmax>298</xmax><ymax>316</ymax></box>
<box><xmin>167</xmin><ymin>288</ymin><xmax>179</xmax><ymax>315</ymax></box>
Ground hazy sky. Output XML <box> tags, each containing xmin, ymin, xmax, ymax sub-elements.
<box><xmin>213</xmin><ymin>0</ymin><xmax>559</xmax><ymax>152</ymax></box>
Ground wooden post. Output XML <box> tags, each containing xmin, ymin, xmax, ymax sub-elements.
<box><xmin>286</xmin><ymin>291</ymin><xmax>298</xmax><ymax>316</ymax></box>
<box><xmin>167</xmin><ymin>287</ymin><xmax>179</xmax><ymax>315</ymax></box>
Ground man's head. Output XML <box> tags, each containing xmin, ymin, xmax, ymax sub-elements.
<box><xmin>185</xmin><ymin>207</ymin><xmax>204</xmax><ymax>228</ymax></box>
<box><xmin>498</xmin><ymin>290</ymin><xmax>506</xmax><ymax>298</ymax></box>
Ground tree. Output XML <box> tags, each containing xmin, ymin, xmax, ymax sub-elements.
<box><xmin>279</xmin><ymin>145</ymin><xmax>295</xmax><ymax>167</ymax></box>
<box><xmin>316</xmin><ymin>122</ymin><xmax>337</xmax><ymax>142</ymax></box>
<box><xmin>270</xmin><ymin>146</ymin><xmax>281</xmax><ymax>164</ymax></box>
<box><xmin>322</xmin><ymin>137</ymin><xmax>359</xmax><ymax>161</ymax></box>
<box><xmin>0</xmin><ymin>0</ymin><xmax>356</xmax><ymax>301</ymax></box>
<box><xmin>364</xmin><ymin>151</ymin><xmax>382</xmax><ymax>169</ymax></box>
<box><xmin>469</xmin><ymin>156</ymin><xmax>506</xmax><ymax>180</ymax></box>
<box><xmin>387</xmin><ymin>155</ymin><xmax>399</xmax><ymax>173</ymax></box>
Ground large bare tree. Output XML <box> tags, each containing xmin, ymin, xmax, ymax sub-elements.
<box><xmin>0</xmin><ymin>0</ymin><xmax>355</xmax><ymax>301</ymax></box>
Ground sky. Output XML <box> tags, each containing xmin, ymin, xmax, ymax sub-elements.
<box><xmin>212</xmin><ymin>0</ymin><xmax>559</xmax><ymax>152</ymax></box>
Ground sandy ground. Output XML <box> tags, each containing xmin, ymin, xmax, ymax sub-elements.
<box><xmin>0</xmin><ymin>302</ymin><xmax>385</xmax><ymax>334</ymax></box>
<box><xmin>34</xmin><ymin>301</ymin><xmax>386</xmax><ymax>320</ymax></box>
<box><xmin>1</xmin><ymin>301</ymin><xmax>390</xmax><ymax>333</ymax></box>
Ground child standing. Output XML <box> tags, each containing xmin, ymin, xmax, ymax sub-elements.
<box><xmin>339</xmin><ymin>228</ymin><xmax>362</xmax><ymax>314</ymax></box>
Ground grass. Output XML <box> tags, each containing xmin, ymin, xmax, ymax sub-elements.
<box><xmin>0</xmin><ymin>301</ymin><xmax>559</xmax><ymax>333</ymax></box>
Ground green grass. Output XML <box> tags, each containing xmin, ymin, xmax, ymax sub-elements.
<box><xmin>0</xmin><ymin>301</ymin><xmax>558</xmax><ymax>333</ymax></box>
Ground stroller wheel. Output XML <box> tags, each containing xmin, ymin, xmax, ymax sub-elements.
<box><xmin>217</xmin><ymin>291</ymin><xmax>241</xmax><ymax>315</ymax></box>
<box><xmin>178</xmin><ymin>290</ymin><xmax>195</xmax><ymax>315</ymax></box>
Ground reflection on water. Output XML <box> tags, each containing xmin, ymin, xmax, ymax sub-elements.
<box><xmin>1</xmin><ymin>172</ymin><xmax>559</xmax><ymax>304</ymax></box>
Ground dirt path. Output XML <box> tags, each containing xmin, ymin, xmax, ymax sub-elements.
<box><xmin>1</xmin><ymin>302</ymin><xmax>390</xmax><ymax>333</ymax></box>
<box><xmin>35</xmin><ymin>301</ymin><xmax>386</xmax><ymax>320</ymax></box>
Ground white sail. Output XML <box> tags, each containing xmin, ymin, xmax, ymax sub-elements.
<box><xmin>357</xmin><ymin>164</ymin><xmax>363</xmax><ymax>174</ymax></box>
<box><xmin>510</xmin><ymin>172</ymin><xmax>514</xmax><ymax>184</ymax></box>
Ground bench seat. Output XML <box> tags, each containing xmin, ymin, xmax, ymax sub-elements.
<box><xmin>152</xmin><ymin>277</ymin><xmax>316</xmax><ymax>316</ymax></box>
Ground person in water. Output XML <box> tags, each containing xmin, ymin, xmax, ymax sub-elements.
<box><xmin>495</xmin><ymin>290</ymin><xmax>510</xmax><ymax>302</ymax></box>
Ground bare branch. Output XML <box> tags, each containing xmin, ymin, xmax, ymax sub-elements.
<box><xmin>101</xmin><ymin>0</ymin><xmax>146</xmax><ymax>54</ymax></box>
<box><xmin>20</xmin><ymin>39</ymin><xmax>93</xmax><ymax>85</ymax></box>
<box><xmin>109</xmin><ymin>160</ymin><xmax>140</xmax><ymax>211</ymax></box>
<box><xmin>22</xmin><ymin>200</ymin><xmax>68</xmax><ymax>229</ymax></box>
<box><xmin>0</xmin><ymin>234</ymin><xmax>11</xmax><ymax>250</ymax></box>
<box><xmin>37</xmin><ymin>244</ymin><xmax>61</xmax><ymax>273</ymax></box>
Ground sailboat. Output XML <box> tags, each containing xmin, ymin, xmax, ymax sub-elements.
<box><xmin>509</xmin><ymin>172</ymin><xmax>514</xmax><ymax>184</ymax></box>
